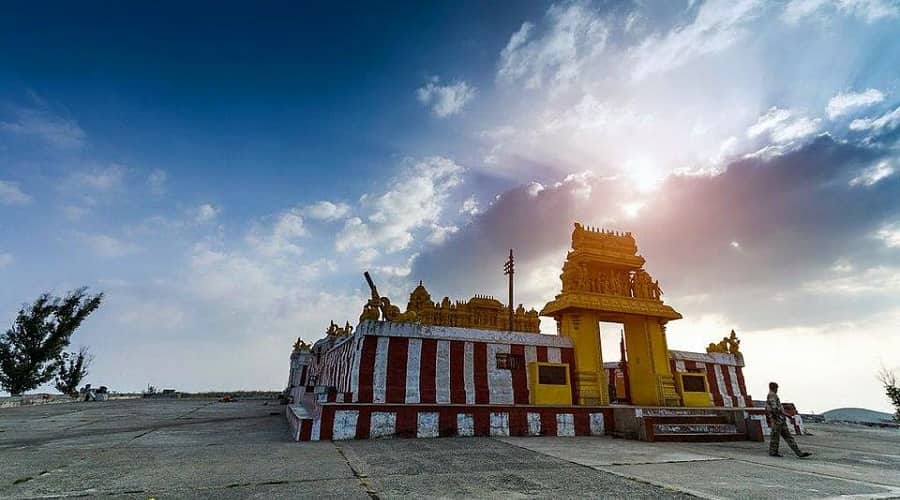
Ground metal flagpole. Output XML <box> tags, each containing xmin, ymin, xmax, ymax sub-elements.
<box><xmin>504</xmin><ymin>249</ymin><xmax>514</xmax><ymax>331</ymax></box>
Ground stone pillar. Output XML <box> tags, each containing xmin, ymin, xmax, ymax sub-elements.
<box><xmin>559</xmin><ymin>311</ymin><xmax>609</xmax><ymax>406</ymax></box>
<box><xmin>623</xmin><ymin>317</ymin><xmax>679</xmax><ymax>406</ymax></box>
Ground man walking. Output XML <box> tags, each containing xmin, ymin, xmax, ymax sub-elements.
<box><xmin>766</xmin><ymin>382</ymin><xmax>811</xmax><ymax>458</ymax></box>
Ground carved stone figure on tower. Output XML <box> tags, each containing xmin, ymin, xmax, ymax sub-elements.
<box><xmin>380</xmin><ymin>296</ymin><xmax>417</xmax><ymax>322</ymax></box>
<box><xmin>359</xmin><ymin>300</ymin><xmax>380</xmax><ymax>322</ymax></box>
<box><xmin>292</xmin><ymin>338</ymin><xmax>310</xmax><ymax>352</ymax></box>
<box><xmin>611</xmin><ymin>270</ymin><xmax>625</xmax><ymax>296</ymax></box>
<box><xmin>575</xmin><ymin>263</ymin><xmax>588</xmax><ymax>291</ymax></box>
<box><xmin>726</xmin><ymin>330</ymin><xmax>740</xmax><ymax>354</ymax></box>
<box><xmin>649</xmin><ymin>279</ymin><xmax>663</xmax><ymax>300</ymax></box>
<box><xmin>560</xmin><ymin>263</ymin><xmax>574</xmax><ymax>292</ymax></box>
<box><xmin>598</xmin><ymin>269</ymin><xmax>610</xmax><ymax>294</ymax></box>
<box><xmin>706</xmin><ymin>330</ymin><xmax>741</xmax><ymax>354</ymax></box>
<box><xmin>631</xmin><ymin>270</ymin><xmax>650</xmax><ymax>299</ymax></box>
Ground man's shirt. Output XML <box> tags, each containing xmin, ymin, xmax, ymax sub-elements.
<box><xmin>766</xmin><ymin>390</ymin><xmax>786</xmax><ymax>424</ymax></box>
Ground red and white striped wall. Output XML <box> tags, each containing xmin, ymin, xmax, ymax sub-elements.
<box><xmin>286</xmin><ymin>403</ymin><xmax>610</xmax><ymax>441</ymax></box>
<box><xmin>604</xmin><ymin>350</ymin><xmax>752</xmax><ymax>407</ymax></box>
<box><xmin>287</xmin><ymin>351</ymin><xmax>314</xmax><ymax>403</ymax></box>
<box><xmin>298</xmin><ymin>320</ymin><xmax>577</xmax><ymax>407</ymax></box>
<box><xmin>669</xmin><ymin>350</ymin><xmax>751</xmax><ymax>407</ymax></box>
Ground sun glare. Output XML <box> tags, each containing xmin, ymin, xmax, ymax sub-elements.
<box><xmin>621</xmin><ymin>201</ymin><xmax>645</xmax><ymax>218</ymax></box>
<box><xmin>625</xmin><ymin>155</ymin><xmax>664</xmax><ymax>192</ymax></box>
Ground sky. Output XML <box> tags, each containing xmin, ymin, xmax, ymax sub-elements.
<box><xmin>1</xmin><ymin>0</ymin><xmax>899</xmax><ymax>413</ymax></box>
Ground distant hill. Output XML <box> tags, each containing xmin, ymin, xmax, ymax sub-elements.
<box><xmin>823</xmin><ymin>407</ymin><xmax>895</xmax><ymax>424</ymax></box>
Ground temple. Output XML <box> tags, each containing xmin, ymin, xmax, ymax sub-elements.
<box><xmin>404</xmin><ymin>283</ymin><xmax>541</xmax><ymax>333</ymax></box>
<box><xmin>285</xmin><ymin>223</ymin><xmax>769</xmax><ymax>442</ymax></box>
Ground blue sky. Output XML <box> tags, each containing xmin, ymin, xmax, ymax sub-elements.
<box><xmin>2</xmin><ymin>1</ymin><xmax>900</xmax><ymax>412</ymax></box>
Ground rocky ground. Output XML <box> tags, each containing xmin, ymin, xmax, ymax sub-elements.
<box><xmin>1</xmin><ymin>399</ymin><xmax>898</xmax><ymax>499</ymax></box>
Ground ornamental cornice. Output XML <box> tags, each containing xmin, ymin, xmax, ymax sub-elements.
<box><xmin>540</xmin><ymin>292</ymin><xmax>682</xmax><ymax>320</ymax></box>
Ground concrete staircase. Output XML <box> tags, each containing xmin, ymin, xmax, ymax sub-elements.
<box><xmin>642</xmin><ymin>410</ymin><xmax>747</xmax><ymax>442</ymax></box>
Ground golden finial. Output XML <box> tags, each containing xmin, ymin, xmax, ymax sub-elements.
<box><xmin>292</xmin><ymin>338</ymin><xmax>310</xmax><ymax>352</ymax></box>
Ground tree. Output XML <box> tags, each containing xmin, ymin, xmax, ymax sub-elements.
<box><xmin>55</xmin><ymin>346</ymin><xmax>93</xmax><ymax>397</ymax></box>
<box><xmin>0</xmin><ymin>288</ymin><xmax>103</xmax><ymax>396</ymax></box>
<box><xmin>878</xmin><ymin>367</ymin><xmax>900</xmax><ymax>422</ymax></box>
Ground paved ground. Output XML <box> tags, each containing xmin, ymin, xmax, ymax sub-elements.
<box><xmin>1</xmin><ymin>400</ymin><xmax>898</xmax><ymax>499</ymax></box>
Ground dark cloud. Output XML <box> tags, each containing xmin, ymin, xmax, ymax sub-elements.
<box><xmin>412</xmin><ymin>135</ymin><xmax>900</xmax><ymax>330</ymax></box>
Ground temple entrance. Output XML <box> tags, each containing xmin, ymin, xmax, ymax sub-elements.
<box><xmin>599</xmin><ymin>321</ymin><xmax>627</xmax><ymax>403</ymax></box>
<box><xmin>541</xmin><ymin>223</ymin><xmax>683</xmax><ymax>407</ymax></box>
<box><xmin>599</xmin><ymin>322</ymin><xmax>624</xmax><ymax>366</ymax></box>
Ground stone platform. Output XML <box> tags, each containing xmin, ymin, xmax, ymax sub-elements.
<box><xmin>288</xmin><ymin>396</ymin><xmax>767</xmax><ymax>442</ymax></box>
<box><xmin>3</xmin><ymin>399</ymin><xmax>899</xmax><ymax>499</ymax></box>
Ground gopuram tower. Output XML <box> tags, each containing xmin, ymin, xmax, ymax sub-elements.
<box><xmin>541</xmin><ymin>223</ymin><xmax>682</xmax><ymax>407</ymax></box>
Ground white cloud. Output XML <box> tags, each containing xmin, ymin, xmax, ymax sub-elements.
<box><xmin>804</xmin><ymin>265</ymin><xmax>900</xmax><ymax>294</ymax></box>
<box><xmin>826</xmin><ymin>88</ymin><xmax>885</xmax><ymax>119</ymax></box>
<box><xmin>188</xmin><ymin>245</ymin><xmax>271</xmax><ymax>304</ymax></box>
<box><xmin>747</xmin><ymin>107</ymin><xmax>791</xmax><ymax>137</ymax></box>
<box><xmin>61</xmin><ymin>204</ymin><xmax>90</xmax><ymax>221</ymax></box>
<box><xmin>460</xmin><ymin>196</ymin><xmax>480</xmax><ymax>216</ymax></box>
<box><xmin>183</xmin><ymin>241</ymin><xmax>363</xmax><ymax>344</ymax></box>
<box><xmin>557</xmin><ymin>171</ymin><xmax>595</xmax><ymax>199</ymax></box>
<box><xmin>497</xmin><ymin>2</ymin><xmax>608</xmax><ymax>91</ymax></box>
<box><xmin>78</xmin><ymin>233</ymin><xmax>142</xmax><ymax>258</ymax></box>
<box><xmin>355</xmin><ymin>247</ymin><xmax>379</xmax><ymax>265</ymax></box>
<box><xmin>68</xmin><ymin>164</ymin><xmax>126</xmax><ymax>193</ymax></box>
<box><xmin>876</xmin><ymin>223</ymin><xmax>900</xmax><ymax>248</ymax></box>
<box><xmin>193</xmin><ymin>203</ymin><xmax>221</xmax><ymax>223</ymax></box>
<box><xmin>116</xmin><ymin>301</ymin><xmax>186</xmax><ymax>333</ymax></box>
<box><xmin>148</xmin><ymin>169</ymin><xmax>168</xmax><ymax>196</ymax></box>
<box><xmin>0</xmin><ymin>102</ymin><xmax>86</xmax><ymax>149</ymax></box>
<box><xmin>783</xmin><ymin>0</ymin><xmax>834</xmax><ymax>22</ymax></box>
<box><xmin>0</xmin><ymin>252</ymin><xmax>12</xmax><ymax>269</ymax></box>
<box><xmin>621</xmin><ymin>201</ymin><xmax>645</xmax><ymax>218</ymax></box>
<box><xmin>850</xmin><ymin>161</ymin><xmax>895</xmax><ymax>186</ymax></box>
<box><xmin>831</xmin><ymin>257</ymin><xmax>854</xmax><ymax>272</ymax></box>
<box><xmin>335</xmin><ymin>156</ymin><xmax>464</xmax><ymax>256</ymax></box>
<box><xmin>372</xmin><ymin>264</ymin><xmax>412</xmax><ymax>278</ymax></box>
<box><xmin>527</xmin><ymin>182</ymin><xmax>545</xmax><ymax>197</ymax></box>
<box><xmin>298</xmin><ymin>258</ymin><xmax>338</xmax><ymax>280</ymax></box>
<box><xmin>784</xmin><ymin>0</ymin><xmax>899</xmax><ymax>23</ymax></box>
<box><xmin>416</xmin><ymin>77</ymin><xmax>476</xmax><ymax>118</ymax></box>
<box><xmin>247</xmin><ymin>209</ymin><xmax>307</xmax><ymax>257</ymax></box>
<box><xmin>849</xmin><ymin>105</ymin><xmax>900</xmax><ymax>132</ymax></box>
<box><xmin>630</xmin><ymin>0</ymin><xmax>764</xmax><ymax>81</ymax></box>
<box><xmin>301</xmin><ymin>200</ymin><xmax>351</xmax><ymax>221</ymax></box>
<box><xmin>747</xmin><ymin>107</ymin><xmax>820</xmax><ymax>143</ymax></box>
<box><xmin>0</xmin><ymin>180</ymin><xmax>32</xmax><ymax>205</ymax></box>
<box><xmin>426</xmin><ymin>224</ymin><xmax>459</xmax><ymax>245</ymax></box>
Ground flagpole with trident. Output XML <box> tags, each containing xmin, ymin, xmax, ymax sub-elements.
<box><xmin>503</xmin><ymin>249</ymin><xmax>514</xmax><ymax>332</ymax></box>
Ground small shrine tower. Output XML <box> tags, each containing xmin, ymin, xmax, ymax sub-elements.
<box><xmin>541</xmin><ymin>223</ymin><xmax>682</xmax><ymax>406</ymax></box>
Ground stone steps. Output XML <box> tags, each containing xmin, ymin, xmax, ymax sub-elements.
<box><xmin>651</xmin><ymin>422</ymin><xmax>745</xmax><ymax>442</ymax></box>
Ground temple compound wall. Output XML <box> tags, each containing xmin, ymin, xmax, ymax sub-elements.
<box><xmin>605</xmin><ymin>349</ymin><xmax>751</xmax><ymax>408</ymax></box>
<box><xmin>285</xmin><ymin>223</ymin><xmax>771</xmax><ymax>442</ymax></box>
<box><xmin>286</xmin><ymin>321</ymin><xmax>611</xmax><ymax>441</ymax></box>
<box><xmin>311</xmin><ymin>321</ymin><xmax>575</xmax><ymax>406</ymax></box>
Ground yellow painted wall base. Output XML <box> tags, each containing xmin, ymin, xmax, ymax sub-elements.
<box><xmin>528</xmin><ymin>362</ymin><xmax>573</xmax><ymax>405</ymax></box>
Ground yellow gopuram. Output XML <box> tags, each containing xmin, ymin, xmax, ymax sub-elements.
<box><xmin>541</xmin><ymin>223</ymin><xmax>682</xmax><ymax>407</ymax></box>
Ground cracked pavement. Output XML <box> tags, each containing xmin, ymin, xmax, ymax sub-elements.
<box><xmin>1</xmin><ymin>399</ymin><xmax>898</xmax><ymax>499</ymax></box>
